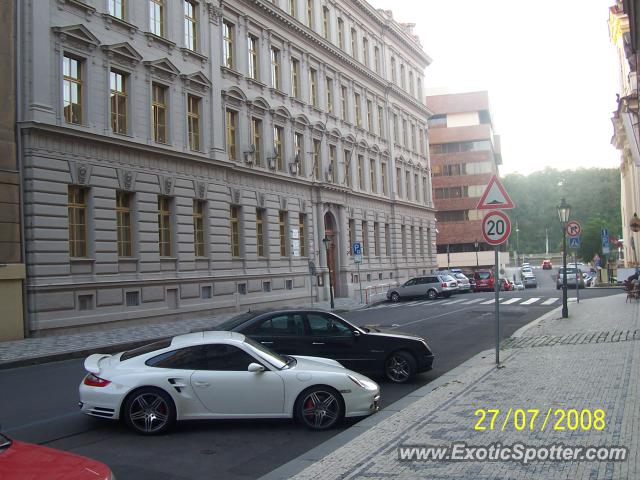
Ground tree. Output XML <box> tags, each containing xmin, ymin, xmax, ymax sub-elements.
<box><xmin>578</xmin><ymin>217</ymin><xmax>609</xmax><ymax>262</ymax></box>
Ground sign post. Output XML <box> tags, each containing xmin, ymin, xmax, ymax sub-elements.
<box><xmin>477</xmin><ymin>175</ymin><xmax>515</xmax><ymax>366</ymax></box>
<box><xmin>353</xmin><ymin>242</ymin><xmax>363</xmax><ymax>303</ymax></box>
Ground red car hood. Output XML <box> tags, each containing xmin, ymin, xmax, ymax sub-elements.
<box><xmin>0</xmin><ymin>440</ymin><xmax>111</xmax><ymax>480</ymax></box>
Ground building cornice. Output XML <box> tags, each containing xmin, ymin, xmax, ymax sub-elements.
<box><xmin>244</xmin><ymin>0</ymin><xmax>431</xmax><ymax>116</ymax></box>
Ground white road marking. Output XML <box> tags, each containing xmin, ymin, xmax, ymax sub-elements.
<box><xmin>520</xmin><ymin>297</ymin><xmax>541</xmax><ymax>305</ymax></box>
<box><xmin>439</xmin><ymin>298</ymin><xmax>467</xmax><ymax>305</ymax></box>
<box><xmin>541</xmin><ymin>298</ymin><xmax>559</xmax><ymax>305</ymax></box>
<box><xmin>501</xmin><ymin>297</ymin><xmax>522</xmax><ymax>305</ymax></box>
<box><xmin>480</xmin><ymin>299</ymin><xmax>496</xmax><ymax>304</ymax></box>
<box><xmin>459</xmin><ymin>298</ymin><xmax>485</xmax><ymax>305</ymax></box>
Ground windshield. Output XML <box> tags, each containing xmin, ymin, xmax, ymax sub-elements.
<box><xmin>217</xmin><ymin>311</ymin><xmax>261</xmax><ymax>331</ymax></box>
<box><xmin>559</xmin><ymin>268</ymin><xmax>578</xmax><ymax>275</ymax></box>
<box><xmin>454</xmin><ymin>273</ymin><xmax>468</xmax><ymax>280</ymax></box>
<box><xmin>477</xmin><ymin>272</ymin><xmax>491</xmax><ymax>280</ymax></box>
<box><xmin>441</xmin><ymin>275</ymin><xmax>455</xmax><ymax>282</ymax></box>
<box><xmin>243</xmin><ymin>337</ymin><xmax>288</xmax><ymax>369</ymax></box>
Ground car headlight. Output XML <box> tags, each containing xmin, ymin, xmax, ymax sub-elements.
<box><xmin>347</xmin><ymin>374</ymin><xmax>377</xmax><ymax>390</ymax></box>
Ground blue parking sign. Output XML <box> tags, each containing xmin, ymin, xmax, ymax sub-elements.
<box><xmin>601</xmin><ymin>228</ymin><xmax>610</xmax><ymax>254</ymax></box>
<box><xmin>353</xmin><ymin>242</ymin><xmax>362</xmax><ymax>255</ymax></box>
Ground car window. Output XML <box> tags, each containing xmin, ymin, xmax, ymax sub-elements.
<box><xmin>146</xmin><ymin>346</ymin><xmax>207</xmax><ymax>369</ymax></box>
<box><xmin>251</xmin><ymin>314</ymin><xmax>305</xmax><ymax>336</ymax></box>
<box><xmin>454</xmin><ymin>273</ymin><xmax>466</xmax><ymax>280</ymax></box>
<box><xmin>476</xmin><ymin>272</ymin><xmax>491</xmax><ymax>280</ymax></box>
<box><xmin>217</xmin><ymin>311</ymin><xmax>261</xmax><ymax>331</ymax></box>
<box><xmin>426</xmin><ymin>277</ymin><xmax>438</xmax><ymax>283</ymax></box>
<box><xmin>404</xmin><ymin>278</ymin><xmax>417</xmax><ymax>286</ymax></box>
<box><xmin>307</xmin><ymin>313</ymin><xmax>353</xmax><ymax>337</ymax></box>
<box><xmin>441</xmin><ymin>275</ymin><xmax>455</xmax><ymax>282</ymax></box>
<box><xmin>417</xmin><ymin>277</ymin><xmax>429</xmax><ymax>284</ymax></box>
<box><xmin>200</xmin><ymin>344</ymin><xmax>258</xmax><ymax>371</ymax></box>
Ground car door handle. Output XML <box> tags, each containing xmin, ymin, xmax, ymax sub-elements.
<box><xmin>194</xmin><ymin>381</ymin><xmax>210</xmax><ymax>387</ymax></box>
<box><xmin>312</xmin><ymin>342</ymin><xmax>325</xmax><ymax>345</ymax></box>
<box><xmin>260</xmin><ymin>341</ymin><xmax>274</xmax><ymax>345</ymax></box>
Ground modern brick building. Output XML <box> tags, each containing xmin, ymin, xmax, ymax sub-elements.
<box><xmin>13</xmin><ymin>0</ymin><xmax>436</xmax><ymax>333</ymax></box>
<box><xmin>426</xmin><ymin>91</ymin><xmax>503</xmax><ymax>269</ymax></box>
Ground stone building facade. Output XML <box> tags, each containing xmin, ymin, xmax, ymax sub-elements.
<box><xmin>17</xmin><ymin>0</ymin><xmax>436</xmax><ymax>333</ymax></box>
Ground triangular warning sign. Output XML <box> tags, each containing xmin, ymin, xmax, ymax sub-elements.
<box><xmin>476</xmin><ymin>175</ymin><xmax>515</xmax><ymax>210</ymax></box>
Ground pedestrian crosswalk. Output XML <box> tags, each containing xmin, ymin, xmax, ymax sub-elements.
<box><xmin>367</xmin><ymin>296</ymin><xmax>560</xmax><ymax>310</ymax></box>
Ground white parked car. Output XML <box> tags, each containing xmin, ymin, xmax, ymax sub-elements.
<box><xmin>79</xmin><ymin>332</ymin><xmax>380</xmax><ymax>434</ymax></box>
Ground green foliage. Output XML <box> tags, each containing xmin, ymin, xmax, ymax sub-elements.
<box><xmin>501</xmin><ymin>168</ymin><xmax>621</xmax><ymax>258</ymax></box>
<box><xmin>578</xmin><ymin>217</ymin><xmax>610</xmax><ymax>262</ymax></box>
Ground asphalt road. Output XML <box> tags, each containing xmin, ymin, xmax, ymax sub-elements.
<box><xmin>0</xmin><ymin>268</ymin><xmax>620</xmax><ymax>479</ymax></box>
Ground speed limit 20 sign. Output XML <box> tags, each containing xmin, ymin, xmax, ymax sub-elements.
<box><xmin>482</xmin><ymin>210</ymin><xmax>511</xmax><ymax>245</ymax></box>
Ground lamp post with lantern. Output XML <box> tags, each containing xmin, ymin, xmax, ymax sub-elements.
<box><xmin>557</xmin><ymin>198</ymin><xmax>571</xmax><ymax>318</ymax></box>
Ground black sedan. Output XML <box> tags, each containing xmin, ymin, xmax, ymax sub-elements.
<box><xmin>213</xmin><ymin>309</ymin><xmax>434</xmax><ymax>383</ymax></box>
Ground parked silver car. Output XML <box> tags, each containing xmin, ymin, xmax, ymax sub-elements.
<box><xmin>452</xmin><ymin>273</ymin><xmax>472</xmax><ymax>292</ymax></box>
<box><xmin>387</xmin><ymin>275</ymin><xmax>459</xmax><ymax>302</ymax></box>
<box><xmin>556</xmin><ymin>267</ymin><xmax>585</xmax><ymax>289</ymax></box>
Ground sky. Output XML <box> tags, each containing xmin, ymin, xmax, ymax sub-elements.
<box><xmin>368</xmin><ymin>0</ymin><xmax>622</xmax><ymax>176</ymax></box>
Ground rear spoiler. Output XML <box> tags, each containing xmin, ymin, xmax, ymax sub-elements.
<box><xmin>84</xmin><ymin>354</ymin><xmax>111</xmax><ymax>375</ymax></box>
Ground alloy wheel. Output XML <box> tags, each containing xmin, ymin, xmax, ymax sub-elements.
<box><xmin>128</xmin><ymin>392</ymin><xmax>170</xmax><ymax>434</ymax></box>
<box><xmin>386</xmin><ymin>354</ymin><xmax>410</xmax><ymax>382</ymax></box>
<box><xmin>300</xmin><ymin>391</ymin><xmax>340</xmax><ymax>429</ymax></box>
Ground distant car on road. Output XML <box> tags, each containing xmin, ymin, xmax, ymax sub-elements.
<box><xmin>0</xmin><ymin>431</ymin><xmax>113</xmax><ymax>479</ymax></box>
<box><xmin>556</xmin><ymin>267</ymin><xmax>585</xmax><ymax>289</ymax></box>
<box><xmin>513</xmin><ymin>281</ymin><xmax>525</xmax><ymax>290</ymax></box>
<box><xmin>499</xmin><ymin>278</ymin><xmax>512</xmax><ymax>291</ymax></box>
<box><xmin>387</xmin><ymin>274</ymin><xmax>458</xmax><ymax>301</ymax></box>
<box><xmin>473</xmin><ymin>270</ymin><xmax>495</xmax><ymax>292</ymax></box>
<box><xmin>450</xmin><ymin>272</ymin><xmax>471</xmax><ymax>292</ymax></box>
<box><xmin>217</xmin><ymin>309</ymin><xmax>435</xmax><ymax>383</ymax></box>
<box><xmin>522</xmin><ymin>275</ymin><xmax>538</xmax><ymax>288</ymax></box>
<box><xmin>542</xmin><ymin>259</ymin><xmax>553</xmax><ymax>270</ymax></box>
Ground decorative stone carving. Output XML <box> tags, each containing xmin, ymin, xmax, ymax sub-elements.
<box><xmin>52</xmin><ymin>24</ymin><xmax>100</xmax><ymax>52</ymax></box>
<box><xmin>299</xmin><ymin>198</ymin><xmax>306</xmax><ymax>211</ymax></box>
<box><xmin>117</xmin><ymin>169</ymin><xmax>137</xmax><ymax>191</ymax></box>
<box><xmin>68</xmin><ymin>161</ymin><xmax>93</xmax><ymax>186</ymax></box>
<box><xmin>257</xmin><ymin>192</ymin><xmax>266</xmax><ymax>208</ymax></box>
<box><xmin>193</xmin><ymin>180</ymin><xmax>208</xmax><ymax>200</ymax></box>
<box><xmin>279</xmin><ymin>196</ymin><xmax>287</xmax><ymax>211</ymax></box>
<box><xmin>158</xmin><ymin>175</ymin><xmax>176</xmax><ymax>196</ymax></box>
<box><xmin>229</xmin><ymin>187</ymin><xmax>241</xmax><ymax>204</ymax></box>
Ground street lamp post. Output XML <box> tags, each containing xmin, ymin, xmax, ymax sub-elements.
<box><xmin>322</xmin><ymin>236</ymin><xmax>335</xmax><ymax>309</ymax></box>
<box><xmin>474</xmin><ymin>240</ymin><xmax>479</xmax><ymax>269</ymax></box>
<box><xmin>557</xmin><ymin>198</ymin><xmax>571</xmax><ymax>318</ymax></box>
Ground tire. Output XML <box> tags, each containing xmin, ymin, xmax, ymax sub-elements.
<box><xmin>427</xmin><ymin>289</ymin><xmax>438</xmax><ymax>300</ymax></box>
<box><xmin>385</xmin><ymin>351</ymin><xmax>417</xmax><ymax>383</ymax></box>
<box><xmin>390</xmin><ymin>292</ymin><xmax>400</xmax><ymax>303</ymax></box>
<box><xmin>123</xmin><ymin>387</ymin><xmax>176</xmax><ymax>435</ymax></box>
<box><xmin>295</xmin><ymin>386</ymin><xmax>344</xmax><ymax>430</ymax></box>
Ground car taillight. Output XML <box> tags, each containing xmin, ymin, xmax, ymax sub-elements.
<box><xmin>83</xmin><ymin>373</ymin><xmax>111</xmax><ymax>387</ymax></box>
<box><xmin>441</xmin><ymin>283</ymin><xmax>447</xmax><ymax>288</ymax></box>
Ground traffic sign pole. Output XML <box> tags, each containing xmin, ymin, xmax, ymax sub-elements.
<box><xmin>494</xmin><ymin>246</ymin><xmax>500</xmax><ymax>365</ymax></box>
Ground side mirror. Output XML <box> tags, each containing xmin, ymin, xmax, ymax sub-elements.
<box><xmin>248</xmin><ymin>363</ymin><xmax>265</xmax><ymax>373</ymax></box>
<box><xmin>353</xmin><ymin>330</ymin><xmax>361</xmax><ymax>337</ymax></box>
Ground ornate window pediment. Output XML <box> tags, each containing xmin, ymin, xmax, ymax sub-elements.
<box><xmin>143</xmin><ymin>58</ymin><xmax>180</xmax><ymax>80</ymax></box>
<box><xmin>52</xmin><ymin>24</ymin><xmax>100</xmax><ymax>51</ymax></box>
<box><xmin>181</xmin><ymin>71</ymin><xmax>211</xmax><ymax>92</ymax></box>
<box><xmin>102</xmin><ymin>42</ymin><xmax>142</xmax><ymax>67</ymax></box>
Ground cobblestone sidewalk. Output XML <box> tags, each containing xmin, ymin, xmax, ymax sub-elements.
<box><xmin>0</xmin><ymin>295</ymin><xmax>366</xmax><ymax>368</ymax></box>
<box><xmin>268</xmin><ymin>293</ymin><xmax>640</xmax><ymax>480</ymax></box>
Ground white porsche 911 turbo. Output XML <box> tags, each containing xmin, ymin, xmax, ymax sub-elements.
<box><xmin>79</xmin><ymin>331</ymin><xmax>380</xmax><ymax>434</ymax></box>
